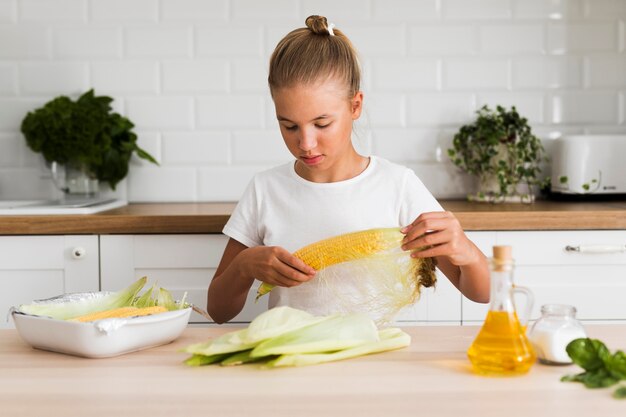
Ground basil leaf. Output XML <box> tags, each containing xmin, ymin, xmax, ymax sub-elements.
<box><xmin>566</xmin><ymin>338</ymin><xmax>610</xmax><ymax>371</ymax></box>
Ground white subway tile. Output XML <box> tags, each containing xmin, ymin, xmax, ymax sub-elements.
<box><xmin>372</xmin><ymin>0</ymin><xmax>439</xmax><ymax>20</ymax></box>
<box><xmin>301</xmin><ymin>0</ymin><xmax>370</xmax><ymax>21</ymax></box>
<box><xmin>126</xmin><ymin>26</ymin><xmax>191</xmax><ymax>58</ymax></box>
<box><xmin>341</xmin><ymin>25</ymin><xmax>406</xmax><ymax>56</ymax></box>
<box><xmin>352</xmin><ymin>129</ymin><xmax>372</xmax><ymax>156</ymax></box>
<box><xmin>19</xmin><ymin>62</ymin><xmax>88</xmax><ymax>95</ymax></box>
<box><xmin>0</xmin><ymin>26</ymin><xmax>49</xmax><ymax>58</ymax></box>
<box><xmin>0</xmin><ymin>98</ymin><xmax>45</xmax><ymax>130</ymax></box>
<box><xmin>372</xmin><ymin>59</ymin><xmax>439</xmax><ymax>91</ymax></box>
<box><xmin>584</xmin><ymin>125</ymin><xmax>626</xmax><ymax>134</ymax></box>
<box><xmin>198</xmin><ymin>165</ymin><xmax>268</xmax><ymax>201</ymax></box>
<box><xmin>130</xmin><ymin>132</ymin><xmax>160</xmax><ymax>168</ymax></box>
<box><xmin>126</xmin><ymin>97</ymin><xmax>194</xmax><ymax>129</ymax></box>
<box><xmin>0</xmin><ymin>64</ymin><xmax>16</xmax><ymax>95</ymax></box>
<box><xmin>585</xmin><ymin>56</ymin><xmax>626</xmax><ymax>88</ymax></box>
<box><xmin>551</xmin><ymin>92</ymin><xmax>618</xmax><ymax>124</ymax></box>
<box><xmin>232</xmin><ymin>59</ymin><xmax>268</xmax><ymax>93</ymax></box>
<box><xmin>232</xmin><ymin>0</ymin><xmax>298</xmax><ymax>20</ymax></box>
<box><xmin>91</xmin><ymin>61</ymin><xmax>158</xmax><ymax>94</ymax></box>
<box><xmin>512</xmin><ymin>57</ymin><xmax>582</xmax><ymax>89</ymax></box>
<box><xmin>480</xmin><ymin>25</ymin><xmax>544</xmax><ymax>54</ymax></box>
<box><xmin>548</xmin><ymin>22</ymin><xmax>617</xmax><ymax>53</ymax></box>
<box><xmin>19</xmin><ymin>0</ymin><xmax>86</xmax><ymax>21</ymax></box>
<box><xmin>513</xmin><ymin>0</ymin><xmax>583</xmax><ymax>19</ymax></box>
<box><xmin>161</xmin><ymin>0</ymin><xmax>228</xmax><ymax>21</ymax></box>
<box><xmin>53</xmin><ymin>27</ymin><xmax>122</xmax><ymax>58</ymax></box>
<box><xmin>0</xmin><ymin>168</ymin><xmax>55</xmax><ymax>199</ymax></box>
<box><xmin>365</xmin><ymin>93</ymin><xmax>405</xmax><ymax>127</ymax></box>
<box><xmin>371</xmin><ymin>128</ymin><xmax>440</xmax><ymax>162</ymax></box>
<box><xmin>20</xmin><ymin>140</ymin><xmax>44</xmax><ymax>167</ymax></box>
<box><xmin>232</xmin><ymin>129</ymin><xmax>292</xmax><ymax>163</ymax></box>
<box><xmin>127</xmin><ymin>166</ymin><xmax>196</xmax><ymax>201</ymax></box>
<box><xmin>91</xmin><ymin>0</ymin><xmax>157</xmax><ymax>22</ymax></box>
<box><xmin>444</xmin><ymin>59</ymin><xmax>509</xmax><ymax>90</ymax></box>
<box><xmin>265</xmin><ymin>24</ymin><xmax>305</xmax><ymax>57</ymax></box>
<box><xmin>584</xmin><ymin>0</ymin><xmax>626</xmax><ymax>19</ymax></box>
<box><xmin>409</xmin><ymin>25</ymin><xmax>476</xmax><ymax>55</ymax></box>
<box><xmin>162</xmin><ymin>60</ymin><xmax>229</xmax><ymax>93</ymax></box>
<box><xmin>0</xmin><ymin>0</ymin><xmax>16</xmax><ymax>22</ymax></box>
<box><xmin>162</xmin><ymin>131</ymin><xmax>230</xmax><ymax>165</ymax></box>
<box><xmin>0</xmin><ymin>134</ymin><xmax>20</xmax><ymax>166</ymax></box>
<box><xmin>409</xmin><ymin>161</ymin><xmax>475</xmax><ymax>199</ymax></box>
<box><xmin>443</xmin><ymin>0</ymin><xmax>512</xmax><ymax>20</ymax></box>
<box><xmin>476</xmin><ymin>93</ymin><xmax>545</xmax><ymax>123</ymax></box>
<box><xmin>196</xmin><ymin>95</ymin><xmax>264</xmax><ymax>128</ymax></box>
<box><xmin>407</xmin><ymin>93</ymin><xmax>475</xmax><ymax>126</ymax></box>
<box><xmin>197</xmin><ymin>25</ymin><xmax>262</xmax><ymax>57</ymax></box>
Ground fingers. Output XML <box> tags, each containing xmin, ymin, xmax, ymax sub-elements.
<box><xmin>261</xmin><ymin>247</ymin><xmax>316</xmax><ymax>288</ymax></box>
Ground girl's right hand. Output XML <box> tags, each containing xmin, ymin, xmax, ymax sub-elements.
<box><xmin>241</xmin><ymin>246</ymin><xmax>317</xmax><ymax>288</ymax></box>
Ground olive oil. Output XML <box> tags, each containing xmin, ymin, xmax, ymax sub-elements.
<box><xmin>467</xmin><ymin>310</ymin><xmax>535</xmax><ymax>375</ymax></box>
<box><xmin>467</xmin><ymin>246</ymin><xmax>535</xmax><ymax>376</ymax></box>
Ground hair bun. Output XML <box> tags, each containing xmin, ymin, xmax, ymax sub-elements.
<box><xmin>305</xmin><ymin>15</ymin><xmax>332</xmax><ymax>36</ymax></box>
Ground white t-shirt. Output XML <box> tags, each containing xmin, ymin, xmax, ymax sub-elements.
<box><xmin>223</xmin><ymin>155</ymin><xmax>444</xmax><ymax>311</ymax></box>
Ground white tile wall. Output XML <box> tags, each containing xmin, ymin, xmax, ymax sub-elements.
<box><xmin>0</xmin><ymin>0</ymin><xmax>624</xmax><ymax>201</ymax></box>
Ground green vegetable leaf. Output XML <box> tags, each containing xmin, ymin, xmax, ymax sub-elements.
<box><xmin>613</xmin><ymin>386</ymin><xmax>626</xmax><ymax>399</ymax></box>
<box><xmin>566</xmin><ymin>338</ymin><xmax>610</xmax><ymax>371</ymax></box>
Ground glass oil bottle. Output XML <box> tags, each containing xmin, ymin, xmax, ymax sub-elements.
<box><xmin>467</xmin><ymin>245</ymin><xmax>536</xmax><ymax>375</ymax></box>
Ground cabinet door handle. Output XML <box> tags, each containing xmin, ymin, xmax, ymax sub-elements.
<box><xmin>72</xmin><ymin>247</ymin><xmax>87</xmax><ymax>259</ymax></box>
<box><xmin>565</xmin><ymin>244</ymin><xmax>626</xmax><ymax>254</ymax></box>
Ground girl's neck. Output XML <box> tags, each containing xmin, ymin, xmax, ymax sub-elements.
<box><xmin>295</xmin><ymin>151</ymin><xmax>370</xmax><ymax>183</ymax></box>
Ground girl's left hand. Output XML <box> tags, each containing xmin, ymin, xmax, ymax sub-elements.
<box><xmin>400</xmin><ymin>211</ymin><xmax>479</xmax><ymax>266</ymax></box>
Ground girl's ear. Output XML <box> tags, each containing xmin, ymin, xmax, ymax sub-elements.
<box><xmin>351</xmin><ymin>91</ymin><xmax>364</xmax><ymax>120</ymax></box>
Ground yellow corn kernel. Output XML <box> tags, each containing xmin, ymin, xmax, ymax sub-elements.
<box><xmin>256</xmin><ymin>228</ymin><xmax>404</xmax><ymax>300</ymax></box>
<box><xmin>70</xmin><ymin>305</ymin><xmax>168</xmax><ymax>322</ymax></box>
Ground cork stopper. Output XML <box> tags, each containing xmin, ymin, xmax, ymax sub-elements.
<box><xmin>493</xmin><ymin>245</ymin><xmax>512</xmax><ymax>261</ymax></box>
<box><xmin>492</xmin><ymin>245</ymin><xmax>513</xmax><ymax>271</ymax></box>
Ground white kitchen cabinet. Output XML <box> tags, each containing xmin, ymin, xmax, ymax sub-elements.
<box><xmin>99</xmin><ymin>234</ymin><xmax>267</xmax><ymax>324</ymax></box>
<box><xmin>462</xmin><ymin>230</ymin><xmax>626</xmax><ymax>324</ymax></box>
<box><xmin>0</xmin><ymin>235</ymin><xmax>99</xmax><ymax>329</ymax></box>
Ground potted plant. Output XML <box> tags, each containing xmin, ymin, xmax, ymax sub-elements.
<box><xmin>21</xmin><ymin>89</ymin><xmax>158</xmax><ymax>194</ymax></box>
<box><xmin>447</xmin><ymin>105</ymin><xmax>546</xmax><ymax>203</ymax></box>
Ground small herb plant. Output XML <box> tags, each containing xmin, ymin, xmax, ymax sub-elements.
<box><xmin>562</xmin><ymin>338</ymin><xmax>626</xmax><ymax>399</ymax></box>
<box><xmin>448</xmin><ymin>105</ymin><xmax>546</xmax><ymax>203</ymax></box>
<box><xmin>21</xmin><ymin>89</ymin><xmax>158</xmax><ymax>190</ymax></box>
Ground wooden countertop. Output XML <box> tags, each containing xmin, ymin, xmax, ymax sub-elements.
<box><xmin>0</xmin><ymin>200</ymin><xmax>625</xmax><ymax>235</ymax></box>
<box><xmin>1</xmin><ymin>325</ymin><xmax>625</xmax><ymax>417</ymax></box>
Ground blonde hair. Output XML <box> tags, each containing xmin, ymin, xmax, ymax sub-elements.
<box><xmin>268</xmin><ymin>15</ymin><xmax>361</xmax><ymax>99</ymax></box>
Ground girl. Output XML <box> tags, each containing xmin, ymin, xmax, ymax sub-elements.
<box><xmin>207</xmin><ymin>15</ymin><xmax>489</xmax><ymax>324</ymax></box>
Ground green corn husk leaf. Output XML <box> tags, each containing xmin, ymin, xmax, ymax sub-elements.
<box><xmin>219</xmin><ymin>349</ymin><xmax>275</xmax><ymax>366</ymax></box>
<box><xmin>250</xmin><ymin>313</ymin><xmax>379</xmax><ymax>358</ymax></box>
<box><xmin>133</xmin><ymin>284</ymin><xmax>155</xmax><ymax>308</ymax></box>
<box><xmin>184</xmin><ymin>353</ymin><xmax>232</xmax><ymax>367</ymax></box>
<box><xmin>266</xmin><ymin>327</ymin><xmax>410</xmax><ymax>368</ymax></box>
<box><xmin>157</xmin><ymin>287</ymin><xmax>178</xmax><ymax>311</ymax></box>
<box><xmin>17</xmin><ymin>276</ymin><xmax>147</xmax><ymax>320</ymax></box>
<box><xmin>183</xmin><ymin>328</ymin><xmax>258</xmax><ymax>356</ymax></box>
<box><xmin>244</xmin><ymin>306</ymin><xmax>329</xmax><ymax>344</ymax></box>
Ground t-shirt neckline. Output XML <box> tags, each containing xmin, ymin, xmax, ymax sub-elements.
<box><xmin>289</xmin><ymin>156</ymin><xmax>377</xmax><ymax>188</ymax></box>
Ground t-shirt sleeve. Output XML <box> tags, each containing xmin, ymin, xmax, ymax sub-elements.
<box><xmin>222</xmin><ymin>178</ymin><xmax>263</xmax><ymax>248</ymax></box>
<box><xmin>399</xmin><ymin>168</ymin><xmax>444</xmax><ymax>227</ymax></box>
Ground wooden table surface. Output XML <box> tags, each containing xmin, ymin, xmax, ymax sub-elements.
<box><xmin>1</xmin><ymin>325</ymin><xmax>625</xmax><ymax>417</ymax></box>
<box><xmin>0</xmin><ymin>200</ymin><xmax>625</xmax><ymax>235</ymax></box>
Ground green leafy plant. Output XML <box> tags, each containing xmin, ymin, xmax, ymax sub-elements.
<box><xmin>561</xmin><ymin>337</ymin><xmax>626</xmax><ymax>399</ymax></box>
<box><xmin>448</xmin><ymin>105</ymin><xmax>546</xmax><ymax>203</ymax></box>
<box><xmin>21</xmin><ymin>89</ymin><xmax>158</xmax><ymax>190</ymax></box>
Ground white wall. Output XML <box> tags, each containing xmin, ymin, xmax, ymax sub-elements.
<box><xmin>0</xmin><ymin>0</ymin><xmax>624</xmax><ymax>202</ymax></box>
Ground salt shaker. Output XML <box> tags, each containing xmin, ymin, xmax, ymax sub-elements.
<box><xmin>528</xmin><ymin>304</ymin><xmax>587</xmax><ymax>365</ymax></box>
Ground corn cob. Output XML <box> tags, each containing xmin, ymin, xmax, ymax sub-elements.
<box><xmin>70</xmin><ymin>305</ymin><xmax>168</xmax><ymax>322</ymax></box>
<box><xmin>256</xmin><ymin>228</ymin><xmax>405</xmax><ymax>300</ymax></box>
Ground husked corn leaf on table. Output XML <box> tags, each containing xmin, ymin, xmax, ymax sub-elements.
<box><xmin>2</xmin><ymin>325</ymin><xmax>626</xmax><ymax>417</ymax></box>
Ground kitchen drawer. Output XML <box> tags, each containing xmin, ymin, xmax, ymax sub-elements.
<box><xmin>100</xmin><ymin>234</ymin><xmax>267</xmax><ymax>324</ymax></box>
<box><xmin>496</xmin><ymin>230</ymin><xmax>626</xmax><ymax>266</ymax></box>
<box><xmin>0</xmin><ymin>235</ymin><xmax>99</xmax><ymax>329</ymax></box>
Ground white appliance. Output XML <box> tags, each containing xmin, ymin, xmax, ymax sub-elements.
<box><xmin>551</xmin><ymin>135</ymin><xmax>626</xmax><ymax>196</ymax></box>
